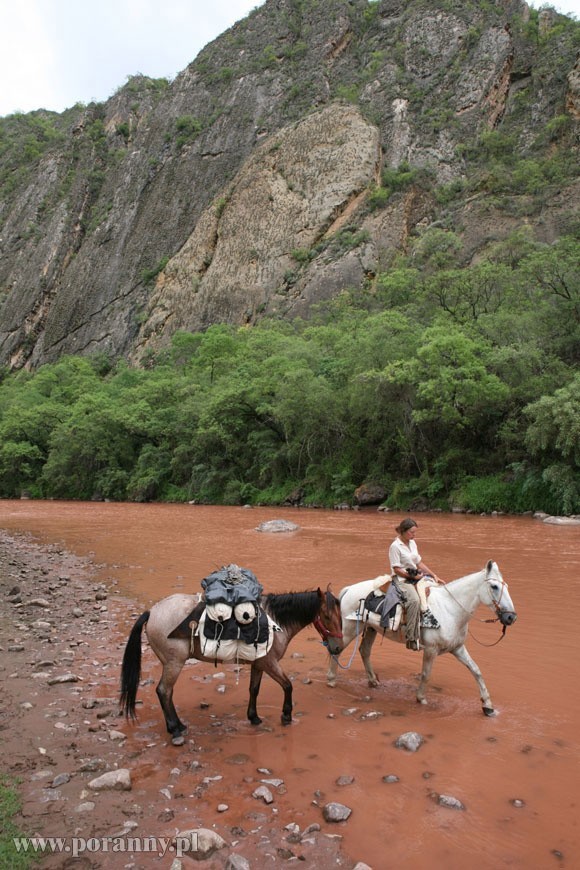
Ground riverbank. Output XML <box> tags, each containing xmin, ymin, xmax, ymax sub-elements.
<box><xmin>0</xmin><ymin>529</ymin><xmax>351</xmax><ymax>869</ymax></box>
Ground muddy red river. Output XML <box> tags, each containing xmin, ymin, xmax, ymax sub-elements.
<box><xmin>1</xmin><ymin>501</ymin><xmax>579</xmax><ymax>869</ymax></box>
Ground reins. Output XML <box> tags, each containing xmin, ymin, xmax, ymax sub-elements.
<box><xmin>441</xmin><ymin>577</ymin><xmax>512</xmax><ymax>647</ymax></box>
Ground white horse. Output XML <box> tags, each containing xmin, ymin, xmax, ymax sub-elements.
<box><xmin>327</xmin><ymin>560</ymin><xmax>517</xmax><ymax>716</ymax></box>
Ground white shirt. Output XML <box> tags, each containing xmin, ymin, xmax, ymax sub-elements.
<box><xmin>389</xmin><ymin>537</ymin><xmax>421</xmax><ymax>579</ymax></box>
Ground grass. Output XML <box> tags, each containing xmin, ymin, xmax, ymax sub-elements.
<box><xmin>0</xmin><ymin>774</ymin><xmax>36</xmax><ymax>868</ymax></box>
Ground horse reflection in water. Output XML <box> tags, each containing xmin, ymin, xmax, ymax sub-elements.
<box><xmin>328</xmin><ymin>560</ymin><xmax>517</xmax><ymax>716</ymax></box>
<box><xmin>120</xmin><ymin>587</ymin><xmax>343</xmax><ymax>744</ymax></box>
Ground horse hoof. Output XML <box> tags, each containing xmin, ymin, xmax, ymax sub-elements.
<box><xmin>368</xmin><ymin>679</ymin><xmax>379</xmax><ymax>689</ymax></box>
<box><xmin>171</xmin><ymin>734</ymin><xmax>185</xmax><ymax>746</ymax></box>
<box><xmin>417</xmin><ymin>698</ymin><xmax>427</xmax><ymax>706</ymax></box>
<box><xmin>482</xmin><ymin>706</ymin><xmax>496</xmax><ymax>717</ymax></box>
<box><xmin>327</xmin><ymin>680</ymin><xmax>336</xmax><ymax>689</ymax></box>
<box><xmin>281</xmin><ymin>715</ymin><xmax>292</xmax><ymax>726</ymax></box>
<box><xmin>249</xmin><ymin>716</ymin><xmax>262</xmax><ymax>726</ymax></box>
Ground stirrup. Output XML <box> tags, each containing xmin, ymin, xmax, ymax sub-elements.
<box><xmin>406</xmin><ymin>639</ymin><xmax>421</xmax><ymax>651</ymax></box>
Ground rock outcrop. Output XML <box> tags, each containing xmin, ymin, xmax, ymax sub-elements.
<box><xmin>0</xmin><ymin>0</ymin><xmax>578</xmax><ymax>369</ymax></box>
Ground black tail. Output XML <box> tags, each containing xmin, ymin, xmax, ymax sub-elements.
<box><xmin>119</xmin><ymin>611</ymin><xmax>150</xmax><ymax>719</ymax></box>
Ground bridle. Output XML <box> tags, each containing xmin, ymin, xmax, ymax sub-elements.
<box><xmin>442</xmin><ymin>574</ymin><xmax>516</xmax><ymax>647</ymax></box>
<box><xmin>313</xmin><ymin>595</ymin><xmax>343</xmax><ymax>646</ymax></box>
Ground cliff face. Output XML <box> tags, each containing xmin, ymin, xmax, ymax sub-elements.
<box><xmin>0</xmin><ymin>0</ymin><xmax>578</xmax><ymax>368</ymax></box>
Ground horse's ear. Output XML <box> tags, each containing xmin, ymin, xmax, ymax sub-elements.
<box><xmin>326</xmin><ymin>582</ymin><xmax>333</xmax><ymax>593</ymax></box>
<box><xmin>486</xmin><ymin>560</ymin><xmax>494</xmax><ymax>575</ymax></box>
<box><xmin>316</xmin><ymin>587</ymin><xmax>323</xmax><ymax>600</ymax></box>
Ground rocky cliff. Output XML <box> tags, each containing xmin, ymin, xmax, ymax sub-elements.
<box><xmin>0</xmin><ymin>0</ymin><xmax>578</xmax><ymax>368</ymax></box>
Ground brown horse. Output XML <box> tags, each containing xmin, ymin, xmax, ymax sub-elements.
<box><xmin>120</xmin><ymin>587</ymin><xmax>343</xmax><ymax>744</ymax></box>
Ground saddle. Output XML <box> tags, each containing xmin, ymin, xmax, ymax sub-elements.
<box><xmin>364</xmin><ymin>589</ymin><xmax>403</xmax><ymax>631</ymax></box>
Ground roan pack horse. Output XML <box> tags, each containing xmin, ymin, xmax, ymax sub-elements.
<box><xmin>327</xmin><ymin>561</ymin><xmax>516</xmax><ymax>716</ymax></box>
<box><xmin>120</xmin><ymin>587</ymin><xmax>343</xmax><ymax>744</ymax></box>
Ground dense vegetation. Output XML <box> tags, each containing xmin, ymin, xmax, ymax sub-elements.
<box><xmin>0</xmin><ymin>230</ymin><xmax>578</xmax><ymax>514</ymax></box>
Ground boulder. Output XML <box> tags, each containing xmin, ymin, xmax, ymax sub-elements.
<box><xmin>353</xmin><ymin>483</ymin><xmax>387</xmax><ymax>506</ymax></box>
<box><xmin>255</xmin><ymin>519</ymin><xmax>300</xmax><ymax>533</ymax></box>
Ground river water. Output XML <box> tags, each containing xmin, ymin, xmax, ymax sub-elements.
<box><xmin>1</xmin><ymin>501</ymin><xmax>579</xmax><ymax>868</ymax></box>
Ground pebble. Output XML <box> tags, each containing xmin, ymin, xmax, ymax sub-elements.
<box><xmin>173</xmin><ymin>828</ymin><xmax>227</xmax><ymax>858</ymax></box>
<box><xmin>323</xmin><ymin>802</ymin><xmax>352</xmax><ymax>822</ymax></box>
<box><xmin>217</xmin><ymin>803</ymin><xmax>229</xmax><ymax>812</ymax></box>
<box><xmin>436</xmin><ymin>794</ymin><xmax>466</xmax><ymax>810</ymax></box>
<box><xmin>511</xmin><ymin>798</ymin><xmax>525</xmax><ymax>808</ymax></box>
<box><xmin>78</xmin><ymin>758</ymin><xmax>106</xmax><ymax>772</ymax></box>
<box><xmin>29</xmin><ymin>598</ymin><xmax>51</xmax><ymax>608</ymax></box>
<box><xmin>395</xmin><ymin>731</ymin><xmax>424</xmax><ymax>752</ymax></box>
<box><xmin>382</xmin><ymin>775</ymin><xmax>399</xmax><ymax>784</ymax></box>
<box><xmin>108</xmin><ymin>730</ymin><xmax>126</xmax><ymax>741</ymax></box>
<box><xmin>88</xmin><ymin>769</ymin><xmax>132</xmax><ymax>791</ymax></box>
<box><xmin>252</xmin><ymin>785</ymin><xmax>274</xmax><ymax>804</ymax></box>
<box><xmin>51</xmin><ymin>773</ymin><xmax>71</xmax><ymax>788</ymax></box>
<box><xmin>336</xmin><ymin>775</ymin><xmax>355</xmax><ymax>786</ymax></box>
<box><xmin>48</xmin><ymin>673</ymin><xmax>79</xmax><ymax>685</ymax></box>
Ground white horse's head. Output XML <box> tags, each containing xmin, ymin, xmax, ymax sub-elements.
<box><xmin>481</xmin><ymin>561</ymin><xmax>517</xmax><ymax>626</ymax></box>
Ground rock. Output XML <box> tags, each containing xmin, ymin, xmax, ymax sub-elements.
<box><xmin>108</xmin><ymin>730</ymin><xmax>126</xmax><ymax>741</ymax></box>
<box><xmin>395</xmin><ymin>731</ymin><xmax>424</xmax><ymax>752</ymax></box>
<box><xmin>255</xmin><ymin>519</ymin><xmax>300</xmax><ymax>533</ymax></box>
<box><xmin>382</xmin><ymin>775</ymin><xmax>400</xmax><ymax>784</ymax></box>
<box><xmin>336</xmin><ymin>775</ymin><xmax>355</xmax><ymax>786</ymax></box>
<box><xmin>323</xmin><ymin>802</ymin><xmax>352</xmax><ymax>822</ymax></box>
<box><xmin>47</xmin><ymin>673</ymin><xmax>79</xmax><ymax>685</ymax></box>
<box><xmin>78</xmin><ymin>758</ymin><xmax>106</xmax><ymax>772</ymax></box>
<box><xmin>51</xmin><ymin>773</ymin><xmax>71</xmax><ymax>788</ymax></box>
<box><xmin>543</xmin><ymin>516</ymin><xmax>580</xmax><ymax>525</ymax></box>
<box><xmin>436</xmin><ymin>794</ymin><xmax>466</xmax><ymax>810</ymax></box>
<box><xmin>252</xmin><ymin>785</ymin><xmax>274</xmax><ymax>804</ymax></box>
<box><xmin>88</xmin><ymin>769</ymin><xmax>132</xmax><ymax>791</ymax></box>
<box><xmin>29</xmin><ymin>598</ymin><xmax>50</xmax><ymax>608</ymax></box>
<box><xmin>353</xmin><ymin>483</ymin><xmax>387</xmax><ymax>506</ymax></box>
<box><xmin>511</xmin><ymin>798</ymin><xmax>525</xmax><ymax>808</ymax></box>
<box><xmin>217</xmin><ymin>803</ymin><xmax>229</xmax><ymax>812</ymax></box>
<box><xmin>75</xmin><ymin>802</ymin><xmax>96</xmax><ymax>813</ymax></box>
<box><xmin>173</xmin><ymin>828</ymin><xmax>228</xmax><ymax>860</ymax></box>
<box><xmin>225</xmin><ymin>855</ymin><xmax>251</xmax><ymax>870</ymax></box>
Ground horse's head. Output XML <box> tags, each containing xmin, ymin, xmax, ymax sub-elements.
<box><xmin>483</xmin><ymin>561</ymin><xmax>517</xmax><ymax>627</ymax></box>
<box><xmin>313</xmin><ymin>586</ymin><xmax>344</xmax><ymax>655</ymax></box>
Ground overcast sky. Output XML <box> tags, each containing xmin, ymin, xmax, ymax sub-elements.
<box><xmin>1</xmin><ymin>0</ymin><xmax>578</xmax><ymax>118</ymax></box>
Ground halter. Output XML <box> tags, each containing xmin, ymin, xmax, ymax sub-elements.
<box><xmin>442</xmin><ymin>573</ymin><xmax>516</xmax><ymax>647</ymax></box>
<box><xmin>313</xmin><ymin>614</ymin><xmax>343</xmax><ymax>646</ymax></box>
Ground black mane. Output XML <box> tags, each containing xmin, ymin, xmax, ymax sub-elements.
<box><xmin>262</xmin><ymin>590</ymin><xmax>321</xmax><ymax>629</ymax></box>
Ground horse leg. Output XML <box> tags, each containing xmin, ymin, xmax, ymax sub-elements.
<box><xmin>247</xmin><ymin>663</ymin><xmax>265</xmax><ymax>726</ymax></box>
<box><xmin>249</xmin><ymin>659</ymin><xmax>294</xmax><ymax>726</ymax></box>
<box><xmin>156</xmin><ymin>658</ymin><xmax>188</xmax><ymax>744</ymax></box>
<box><xmin>416</xmin><ymin>647</ymin><xmax>437</xmax><ymax>705</ymax></box>
<box><xmin>360</xmin><ymin>628</ymin><xmax>379</xmax><ymax>687</ymax></box>
<box><xmin>327</xmin><ymin>619</ymin><xmax>356</xmax><ymax>687</ymax></box>
<box><xmin>451</xmin><ymin>644</ymin><xmax>495</xmax><ymax>716</ymax></box>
